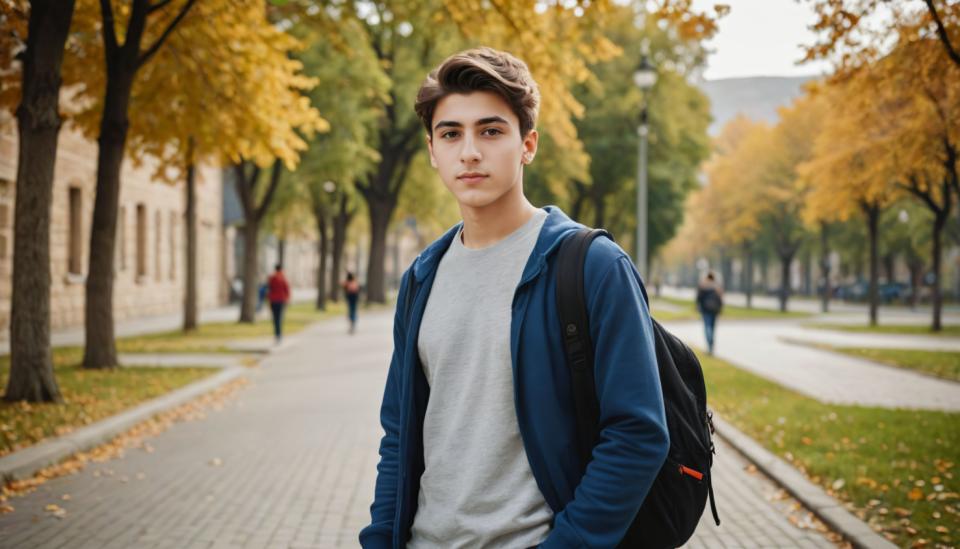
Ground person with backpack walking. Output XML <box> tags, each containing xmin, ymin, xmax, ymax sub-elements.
<box><xmin>342</xmin><ymin>271</ymin><xmax>361</xmax><ymax>334</ymax></box>
<box><xmin>696</xmin><ymin>272</ymin><xmax>723</xmax><ymax>355</ymax></box>
<box><xmin>359</xmin><ymin>47</ymin><xmax>718</xmax><ymax>549</ymax></box>
<box><xmin>267</xmin><ymin>264</ymin><xmax>290</xmax><ymax>344</ymax></box>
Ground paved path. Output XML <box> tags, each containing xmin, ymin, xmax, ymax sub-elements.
<box><xmin>778</xmin><ymin>325</ymin><xmax>960</xmax><ymax>352</ymax></box>
<box><xmin>660</xmin><ymin>286</ymin><xmax>960</xmax><ymax>323</ymax></box>
<box><xmin>0</xmin><ymin>289</ymin><xmax>319</xmax><ymax>355</ymax></box>
<box><xmin>0</xmin><ymin>311</ymin><xmax>840</xmax><ymax>548</ymax></box>
<box><xmin>665</xmin><ymin>319</ymin><xmax>960</xmax><ymax>411</ymax></box>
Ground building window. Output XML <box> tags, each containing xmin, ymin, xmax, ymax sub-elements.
<box><xmin>169</xmin><ymin>211</ymin><xmax>177</xmax><ymax>280</ymax></box>
<box><xmin>68</xmin><ymin>187</ymin><xmax>82</xmax><ymax>275</ymax></box>
<box><xmin>136</xmin><ymin>204</ymin><xmax>147</xmax><ymax>277</ymax></box>
<box><xmin>118</xmin><ymin>206</ymin><xmax>126</xmax><ymax>271</ymax></box>
<box><xmin>155</xmin><ymin>211</ymin><xmax>162</xmax><ymax>281</ymax></box>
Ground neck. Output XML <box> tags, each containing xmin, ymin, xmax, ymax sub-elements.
<box><xmin>459</xmin><ymin>185</ymin><xmax>537</xmax><ymax>249</ymax></box>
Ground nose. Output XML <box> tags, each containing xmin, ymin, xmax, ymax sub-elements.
<box><xmin>460</xmin><ymin>135</ymin><xmax>481</xmax><ymax>164</ymax></box>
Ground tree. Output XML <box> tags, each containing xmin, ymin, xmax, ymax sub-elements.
<box><xmin>801</xmin><ymin>0</ymin><xmax>960</xmax><ymax>72</ymax></box>
<box><xmin>0</xmin><ymin>0</ymin><xmax>75</xmax><ymax>402</ymax></box>
<box><xmin>555</xmin><ymin>2</ymin><xmax>712</xmax><ymax>265</ymax></box>
<box><xmin>691</xmin><ymin>117</ymin><xmax>770</xmax><ymax>307</ymax></box>
<box><xmin>876</xmin><ymin>37</ymin><xmax>960</xmax><ymax>330</ymax></box>
<box><xmin>69</xmin><ymin>0</ymin><xmax>199</xmax><ymax>368</ymax></box>
<box><xmin>285</xmin><ymin>16</ymin><xmax>390</xmax><ymax>306</ymax></box>
<box><xmin>755</xmin><ymin>91</ymin><xmax>827</xmax><ymax>312</ymax></box>
<box><xmin>800</xmin><ymin>75</ymin><xmax>902</xmax><ymax>326</ymax></box>
<box><xmin>63</xmin><ymin>0</ymin><xmax>325</xmax><ymax>334</ymax></box>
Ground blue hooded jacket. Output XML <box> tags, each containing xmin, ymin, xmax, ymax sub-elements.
<box><xmin>359</xmin><ymin>206</ymin><xmax>669</xmax><ymax>548</ymax></box>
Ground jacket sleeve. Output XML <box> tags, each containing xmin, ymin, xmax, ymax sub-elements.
<box><xmin>542</xmin><ymin>254</ymin><xmax>669</xmax><ymax>548</ymax></box>
<box><xmin>358</xmin><ymin>271</ymin><xmax>409</xmax><ymax>548</ymax></box>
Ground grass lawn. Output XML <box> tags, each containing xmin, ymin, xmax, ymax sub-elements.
<box><xmin>792</xmin><ymin>344</ymin><xmax>960</xmax><ymax>383</ymax></box>
<box><xmin>700</xmin><ymin>351</ymin><xmax>959</xmax><ymax>547</ymax></box>
<box><xmin>651</xmin><ymin>296</ymin><xmax>811</xmax><ymax>321</ymax></box>
<box><xmin>804</xmin><ymin>322</ymin><xmax>960</xmax><ymax>338</ymax></box>
<box><xmin>0</xmin><ymin>347</ymin><xmax>216</xmax><ymax>457</ymax></box>
<box><xmin>116</xmin><ymin>301</ymin><xmax>348</xmax><ymax>354</ymax></box>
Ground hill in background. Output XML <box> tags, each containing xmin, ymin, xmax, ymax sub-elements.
<box><xmin>700</xmin><ymin>75</ymin><xmax>817</xmax><ymax>135</ymax></box>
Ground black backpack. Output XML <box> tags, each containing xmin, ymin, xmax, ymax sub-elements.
<box><xmin>700</xmin><ymin>290</ymin><xmax>722</xmax><ymax>315</ymax></box>
<box><xmin>556</xmin><ymin>228</ymin><xmax>720</xmax><ymax>549</ymax></box>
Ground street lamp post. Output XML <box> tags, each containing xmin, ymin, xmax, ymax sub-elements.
<box><xmin>633</xmin><ymin>55</ymin><xmax>657</xmax><ymax>279</ymax></box>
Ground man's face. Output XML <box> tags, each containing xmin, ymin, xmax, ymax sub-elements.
<box><xmin>427</xmin><ymin>91</ymin><xmax>538</xmax><ymax>211</ymax></box>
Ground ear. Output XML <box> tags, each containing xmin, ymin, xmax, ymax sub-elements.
<box><xmin>426</xmin><ymin>133</ymin><xmax>438</xmax><ymax>168</ymax></box>
<box><xmin>521</xmin><ymin>129</ymin><xmax>539</xmax><ymax>165</ymax></box>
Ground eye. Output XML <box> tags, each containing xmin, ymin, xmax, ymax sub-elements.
<box><xmin>440</xmin><ymin>130</ymin><xmax>460</xmax><ymax>140</ymax></box>
<box><xmin>481</xmin><ymin>127</ymin><xmax>503</xmax><ymax>136</ymax></box>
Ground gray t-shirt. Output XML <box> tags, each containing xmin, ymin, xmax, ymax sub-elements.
<box><xmin>409</xmin><ymin>209</ymin><xmax>551</xmax><ymax>549</ymax></box>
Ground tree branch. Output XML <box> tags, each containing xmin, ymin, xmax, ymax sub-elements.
<box><xmin>137</xmin><ymin>0</ymin><xmax>198</xmax><ymax>67</ymax></box>
<box><xmin>901</xmin><ymin>175</ymin><xmax>942</xmax><ymax>214</ymax></box>
<box><xmin>233</xmin><ymin>163</ymin><xmax>254</xmax><ymax>217</ymax></box>
<box><xmin>148</xmin><ymin>0</ymin><xmax>175</xmax><ymax>13</ymax></box>
<box><xmin>924</xmin><ymin>0</ymin><xmax>960</xmax><ymax>68</ymax></box>
<box><xmin>98</xmin><ymin>0</ymin><xmax>119</xmax><ymax>54</ymax></box>
<box><xmin>255</xmin><ymin>160</ymin><xmax>284</xmax><ymax>222</ymax></box>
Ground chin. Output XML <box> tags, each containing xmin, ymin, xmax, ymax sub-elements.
<box><xmin>454</xmin><ymin>189</ymin><xmax>509</xmax><ymax>210</ymax></box>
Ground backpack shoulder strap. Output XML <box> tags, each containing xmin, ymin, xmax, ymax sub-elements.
<box><xmin>402</xmin><ymin>269</ymin><xmax>418</xmax><ymax>333</ymax></box>
<box><xmin>556</xmin><ymin>227</ymin><xmax>610</xmax><ymax>469</ymax></box>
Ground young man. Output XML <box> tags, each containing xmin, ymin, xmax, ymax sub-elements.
<box><xmin>360</xmin><ymin>47</ymin><xmax>668</xmax><ymax>549</ymax></box>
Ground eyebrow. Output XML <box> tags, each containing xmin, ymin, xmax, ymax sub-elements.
<box><xmin>433</xmin><ymin>116</ymin><xmax>510</xmax><ymax>131</ymax></box>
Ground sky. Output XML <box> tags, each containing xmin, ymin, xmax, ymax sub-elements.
<box><xmin>691</xmin><ymin>0</ymin><xmax>835</xmax><ymax>80</ymax></box>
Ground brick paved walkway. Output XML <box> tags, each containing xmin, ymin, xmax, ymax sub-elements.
<box><xmin>0</xmin><ymin>311</ymin><xmax>840</xmax><ymax>548</ymax></box>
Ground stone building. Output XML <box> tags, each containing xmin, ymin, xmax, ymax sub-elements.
<box><xmin>0</xmin><ymin>112</ymin><xmax>330</xmax><ymax>339</ymax></box>
<box><xmin>0</xmin><ymin>116</ymin><xmax>228</xmax><ymax>335</ymax></box>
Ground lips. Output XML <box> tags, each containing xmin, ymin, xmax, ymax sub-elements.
<box><xmin>458</xmin><ymin>173</ymin><xmax>488</xmax><ymax>184</ymax></box>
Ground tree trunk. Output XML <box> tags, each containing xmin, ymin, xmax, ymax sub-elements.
<box><xmin>315</xmin><ymin>208</ymin><xmax>328</xmax><ymax>311</ymax></box>
<box><xmin>592</xmin><ymin>192</ymin><xmax>607</xmax><ymax>230</ymax></box>
<box><xmin>882</xmin><ymin>253</ymin><xmax>896</xmax><ymax>283</ymax></box>
<box><xmin>83</xmin><ymin>71</ymin><xmax>136</xmax><ymax>370</ymax></box>
<box><xmin>183</xmin><ymin>156</ymin><xmax>198</xmax><ymax>331</ymax></box>
<box><xmin>820</xmin><ymin>222</ymin><xmax>831</xmax><ymax>313</ymax></box>
<box><xmin>908</xmin><ymin>259</ymin><xmax>923</xmax><ymax>310</ymax></box>
<box><xmin>239</xmin><ymin>220</ymin><xmax>259</xmax><ymax>323</ymax></box>
<box><xmin>759</xmin><ymin>253</ymin><xmax>770</xmax><ymax>293</ymax></box>
<box><xmin>233</xmin><ymin>160</ymin><xmax>283</xmax><ymax>322</ymax></box>
<box><xmin>778</xmin><ymin>249</ymin><xmax>796</xmax><ymax>313</ymax></box>
<box><xmin>802</xmin><ymin>248</ymin><xmax>813</xmax><ymax>296</ymax></box>
<box><xmin>570</xmin><ymin>180</ymin><xmax>588</xmax><ymax>223</ymax></box>
<box><xmin>365</xmin><ymin>196</ymin><xmax>397</xmax><ymax>303</ymax></box>
<box><xmin>865</xmin><ymin>204</ymin><xmax>880</xmax><ymax>327</ymax></box>
<box><xmin>931</xmin><ymin>213</ymin><xmax>947</xmax><ymax>331</ymax></box>
<box><xmin>278</xmin><ymin>238</ymin><xmax>286</xmax><ymax>268</ymax></box>
<box><xmin>721</xmin><ymin>251</ymin><xmax>734</xmax><ymax>292</ymax></box>
<box><xmin>4</xmin><ymin>0</ymin><xmax>76</xmax><ymax>402</ymax></box>
<box><xmin>743</xmin><ymin>241</ymin><xmax>753</xmax><ymax>309</ymax></box>
<box><xmin>83</xmin><ymin>0</ymin><xmax>196</xmax><ymax>367</ymax></box>
<box><xmin>329</xmin><ymin>195</ymin><xmax>353</xmax><ymax>303</ymax></box>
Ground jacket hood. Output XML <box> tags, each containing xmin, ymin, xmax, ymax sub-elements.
<box><xmin>411</xmin><ymin>205</ymin><xmax>584</xmax><ymax>284</ymax></box>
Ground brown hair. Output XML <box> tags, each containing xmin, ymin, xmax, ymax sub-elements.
<box><xmin>414</xmin><ymin>47</ymin><xmax>540</xmax><ymax>138</ymax></box>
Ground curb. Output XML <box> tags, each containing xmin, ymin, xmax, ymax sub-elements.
<box><xmin>0</xmin><ymin>364</ymin><xmax>247</xmax><ymax>483</ymax></box>
<box><xmin>712</xmin><ymin>414</ymin><xmax>897</xmax><ymax>549</ymax></box>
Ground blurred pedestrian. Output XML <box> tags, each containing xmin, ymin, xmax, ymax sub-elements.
<box><xmin>342</xmin><ymin>272</ymin><xmax>360</xmax><ymax>334</ymax></box>
<box><xmin>267</xmin><ymin>264</ymin><xmax>290</xmax><ymax>343</ymax></box>
<box><xmin>696</xmin><ymin>271</ymin><xmax>723</xmax><ymax>354</ymax></box>
<box><xmin>256</xmin><ymin>278</ymin><xmax>268</xmax><ymax>312</ymax></box>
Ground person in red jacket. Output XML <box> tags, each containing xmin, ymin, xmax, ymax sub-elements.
<box><xmin>267</xmin><ymin>263</ymin><xmax>291</xmax><ymax>343</ymax></box>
